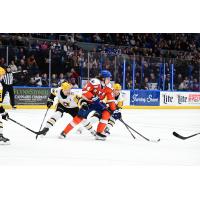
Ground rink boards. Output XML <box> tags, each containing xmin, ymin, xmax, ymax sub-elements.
<box><xmin>1</xmin><ymin>87</ymin><xmax>200</xmax><ymax>109</ymax></box>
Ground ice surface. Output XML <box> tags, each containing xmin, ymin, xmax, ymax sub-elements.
<box><xmin>0</xmin><ymin>109</ymin><xmax>199</xmax><ymax>165</ymax></box>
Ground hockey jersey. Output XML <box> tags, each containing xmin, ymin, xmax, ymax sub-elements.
<box><xmin>114</xmin><ymin>92</ymin><xmax>124</xmax><ymax>109</ymax></box>
<box><xmin>82</xmin><ymin>78</ymin><xmax>102</xmax><ymax>102</ymax></box>
<box><xmin>99</xmin><ymin>83</ymin><xmax>116</xmax><ymax>112</ymax></box>
<box><xmin>49</xmin><ymin>87</ymin><xmax>79</xmax><ymax>108</ymax></box>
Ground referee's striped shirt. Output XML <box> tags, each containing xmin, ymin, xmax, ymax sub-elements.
<box><xmin>3</xmin><ymin>72</ymin><xmax>13</xmax><ymax>85</ymax></box>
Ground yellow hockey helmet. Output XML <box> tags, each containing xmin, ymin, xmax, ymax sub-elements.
<box><xmin>113</xmin><ymin>83</ymin><xmax>122</xmax><ymax>90</ymax></box>
<box><xmin>0</xmin><ymin>67</ymin><xmax>6</xmax><ymax>76</ymax></box>
<box><xmin>61</xmin><ymin>82</ymin><xmax>72</xmax><ymax>90</ymax></box>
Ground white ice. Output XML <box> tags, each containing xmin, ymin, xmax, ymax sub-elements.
<box><xmin>0</xmin><ymin>109</ymin><xmax>200</xmax><ymax>165</ymax></box>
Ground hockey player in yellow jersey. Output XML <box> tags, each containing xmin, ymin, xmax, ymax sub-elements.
<box><xmin>104</xmin><ymin>83</ymin><xmax>124</xmax><ymax>135</ymax></box>
<box><xmin>37</xmin><ymin>82</ymin><xmax>80</xmax><ymax>136</ymax></box>
<box><xmin>0</xmin><ymin>67</ymin><xmax>10</xmax><ymax>144</ymax></box>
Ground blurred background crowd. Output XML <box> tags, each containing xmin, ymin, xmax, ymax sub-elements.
<box><xmin>0</xmin><ymin>33</ymin><xmax>199</xmax><ymax>91</ymax></box>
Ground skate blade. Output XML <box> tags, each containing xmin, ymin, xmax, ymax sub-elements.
<box><xmin>0</xmin><ymin>141</ymin><xmax>10</xmax><ymax>145</ymax></box>
<box><xmin>58</xmin><ymin>135</ymin><xmax>66</xmax><ymax>139</ymax></box>
<box><xmin>95</xmin><ymin>136</ymin><xmax>106</xmax><ymax>141</ymax></box>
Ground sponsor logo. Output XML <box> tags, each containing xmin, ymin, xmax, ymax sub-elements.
<box><xmin>177</xmin><ymin>95</ymin><xmax>187</xmax><ymax>104</ymax></box>
<box><xmin>162</xmin><ymin>94</ymin><xmax>173</xmax><ymax>104</ymax></box>
<box><xmin>188</xmin><ymin>94</ymin><xmax>200</xmax><ymax>103</ymax></box>
<box><xmin>131</xmin><ymin>94</ymin><xmax>159</xmax><ymax>103</ymax></box>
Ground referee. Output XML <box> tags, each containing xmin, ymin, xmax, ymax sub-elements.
<box><xmin>1</xmin><ymin>66</ymin><xmax>16</xmax><ymax>109</ymax></box>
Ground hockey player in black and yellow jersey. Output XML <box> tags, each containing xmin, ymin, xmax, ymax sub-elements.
<box><xmin>104</xmin><ymin>83</ymin><xmax>124</xmax><ymax>135</ymax></box>
<box><xmin>0</xmin><ymin>67</ymin><xmax>10</xmax><ymax>144</ymax></box>
<box><xmin>37</xmin><ymin>82</ymin><xmax>80</xmax><ymax>136</ymax></box>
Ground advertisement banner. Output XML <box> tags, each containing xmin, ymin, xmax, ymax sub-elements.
<box><xmin>121</xmin><ymin>90</ymin><xmax>130</xmax><ymax>106</ymax></box>
<box><xmin>160</xmin><ymin>91</ymin><xmax>200</xmax><ymax>106</ymax></box>
<box><xmin>130</xmin><ymin>90</ymin><xmax>160</xmax><ymax>106</ymax></box>
<box><xmin>14</xmin><ymin>87</ymin><xmax>51</xmax><ymax>105</ymax></box>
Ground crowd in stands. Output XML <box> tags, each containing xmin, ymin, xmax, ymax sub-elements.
<box><xmin>0</xmin><ymin>33</ymin><xmax>199</xmax><ymax>91</ymax></box>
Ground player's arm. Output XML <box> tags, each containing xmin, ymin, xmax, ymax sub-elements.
<box><xmin>105</xmin><ymin>88</ymin><xmax>117</xmax><ymax>112</ymax></box>
<box><xmin>47</xmin><ymin>89</ymin><xmax>57</xmax><ymax>108</ymax></box>
<box><xmin>73</xmin><ymin>94</ymin><xmax>81</xmax><ymax>104</ymax></box>
<box><xmin>117</xmin><ymin>100</ymin><xmax>123</xmax><ymax>109</ymax></box>
<box><xmin>82</xmin><ymin>83</ymin><xmax>96</xmax><ymax>102</ymax></box>
<box><xmin>106</xmin><ymin>88</ymin><xmax>122</xmax><ymax>120</ymax></box>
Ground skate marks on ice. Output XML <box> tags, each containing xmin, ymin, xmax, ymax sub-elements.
<box><xmin>0</xmin><ymin>109</ymin><xmax>199</xmax><ymax>165</ymax></box>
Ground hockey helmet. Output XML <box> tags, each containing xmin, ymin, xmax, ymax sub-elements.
<box><xmin>61</xmin><ymin>82</ymin><xmax>72</xmax><ymax>90</ymax></box>
<box><xmin>100</xmin><ymin>70</ymin><xmax>112</xmax><ymax>78</ymax></box>
<box><xmin>0</xmin><ymin>67</ymin><xmax>5</xmax><ymax>76</ymax></box>
<box><xmin>113</xmin><ymin>83</ymin><xmax>122</xmax><ymax>90</ymax></box>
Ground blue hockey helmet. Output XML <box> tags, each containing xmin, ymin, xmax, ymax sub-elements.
<box><xmin>100</xmin><ymin>70</ymin><xmax>112</xmax><ymax>78</ymax></box>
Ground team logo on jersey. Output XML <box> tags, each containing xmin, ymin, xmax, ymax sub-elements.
<box><xmin>63</xmin><ymin>102</ymin><xmax>70</xmax><ymax>107</ymax></box>
<box><xmin>93</xmin><ymin>89</ymin><xmax>97</xmax><ymax>93</ymax></box>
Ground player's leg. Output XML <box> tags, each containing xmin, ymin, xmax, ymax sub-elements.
<box><xmin>1</xmin><ymin>85</ymin><xmax>7</xmax><ymax>104</ymax></box>
<box><xmin>39</xmin><ymin>111</ymin><xmax>63</xmax><ymax>135</ymax></box>
<box><xmin>8</xmin><ymin>86</ymin><xmax>16</xmax><ymax>108</ymax></box>
<box><xmin>95</xmin><ymin>110</ymin><xmax>111</xmax><ymax>140</ymax></box>
<box><xmin>39</xmin><ymin>103</ymin><xmax>65</xmax><ymax>135</ymax></box>
<box><xmin>59</xmin><ymin>115</ymin><xmax>84</xmax><ymax>138</ymax></box>
<box><xmin>77</xmin><ymin>112</ymin><xmax>100</xmax><ymax>135</ymax></box>
<box><xmin>0</xmin><ymin>120</ymin><xmax>10</xmax><ymax>145</ymax></box>
<box><xmin>104</xmin><ymin>116</ymin><xmax>116</xmax><ymax>135</ymax></box>
<box><xmin>59</xmin><ymin>106</ymin><xmax>91</xmax><ymax>138</ymax></box>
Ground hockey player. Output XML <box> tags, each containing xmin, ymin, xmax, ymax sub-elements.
<box><xmin>0</xmin><ymin>67</ymin><xmax>10</xmax><ymax>144</ymax></box>
<box><xmin>37</xmin><ymin>82</ymin><xmax>80</xmax><ymax>136</ymax></box>
<box><xmin>59</xmin><ymin>70</ymin><xmax>121</xmax><ymax>140</ymax></box>
<box><xmin>104</xmin><ymin>83</ymin><xmax>123</xmax><ymax>135</ymax></box>
<box><xmin>77</xmin><ymin>83</ymin><xmax>123</xmax><ymax>136</ymax></box>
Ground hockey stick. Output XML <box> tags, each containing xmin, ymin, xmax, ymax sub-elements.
<box><xmin>173</xmin><ymin>131</ymin><xmax>200</xmax><ymax>140</ymax></box>
<box><xmin>36</xmin><ymin>108</ymin><xmax>49</xmax><ymax>139</ymax></box>
<box><xmin>8</xmin><ymin>117</ymin><xmax>37</xmax><ymax>134</ymax></box>
<box><xmin>119</xmin><ymin>118</ymin><xmax>160</xmax><ymax>143</ymax></box>
<box><xmin>120</xmin><ymin>119</ymin><xmax>136</xmax><ymax>139</ymax></box>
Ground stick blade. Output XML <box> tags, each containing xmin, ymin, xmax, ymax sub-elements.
<box><xmin>150</xmin><ymin>138</ymin><xmax>161</xmax><ymax>143</ymax></box>
<box><xmin>172</xmin><ymin>131</ymin><xmax>187</xmax><ymax>140</ymax></box>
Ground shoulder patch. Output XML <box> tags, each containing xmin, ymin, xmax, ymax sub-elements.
<box><xmin>90</xmin><ymin>78</ymin><xmax>100</xmax><ymax>85</ymax></box>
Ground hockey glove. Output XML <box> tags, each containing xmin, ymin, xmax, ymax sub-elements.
<box><xmin>2</xmin><ymin>112</ymin><xmax>9</xmax><ymax>121</ymax></box>
<box><xmin>0</xmin><ymin>106</ymin><xmax>5</xmax><ymax>114</ymax></box>
<box><xmin>80</xmin><ymin>100</ymin><xmax>89</xmax><ymax>110</ymax></box>
<box><xmin>91</xmin><ymin>96</ymin><xmax>106</xmax><ymax>112</ymax></box>
<box><xmin>92</xmin><ymin>96</ymin><xmax>100</xmax><ymax>103</ymax></box>
<box><xmin>112</xmin><ymin>110</ymin><xmax>122</xmax><ymax>120</ymax></box>
<box><xmin>47</xmin><ymin>99</ymin><xmax>53</xmax><ymax>108</ymax></box>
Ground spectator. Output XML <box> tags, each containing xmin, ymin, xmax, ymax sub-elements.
<box><xmin>58</xmin><ymin>73</ymin><xmax>65</xmax><ymax>86</ymax></box>
<box><xmin>0</xmin><ymin>58</ymin><xmax>6</xmax><ymax>67</ymax></box>
<box><xmin>28</xmin><ymin>77</ymin><xmax>36</xmax><ymax>86</ymax></box>
<box><xmin>70</xmin><ymin>68</ymin><xmax>79</xmax><ymax>79</ymax></box>
<box><xmin>40</xmin><ymin>41</ymin><xmax>48</xmax><ymax>50</ymax></box>
<box><xmin>52</xmin><ymin>40</ymin><xmax>61</xmax><ymax>51</ymax></box>
<box><xmin>179</xmin><ymin>77</ymin><xmax>190</xmax><ymax>90</ymax></box>
<box><xmin>41</xmin><ymin>73</ymin><xmax>49</xmax><ymax>86</ymax></box>
<box><xmin>9</xmin><ymin>60</ymin><xmax>18</xmax><ymax>72</ymax></box>
<box><xmin>190</xmin><ymin>78</ymin><xmax>199</xmax><ymax>91</ymax></box>
<box><xmin>51</xmin><ymin>74</ymin><xmax>58</xmax><ymax>87</ymax></box>
<box><xmin>70</xmin><ymin>77</ymin><xmax>79</xmax><ymax>88</ymax></box>
<box><xmin>141</xmin><ymin>77</ymin><xmax>149</xmax><ymax>90</ymax></box>
<box><xmin>34</xmin><ymin>73</ymin><xmax>42</xmax><ymax>86</ymax></box>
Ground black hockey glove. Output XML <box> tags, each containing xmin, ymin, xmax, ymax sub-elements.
<box><xmin>47</xmin><ymin>100</ymin><xmax>53</xmax><ymax>108</ymax></box>
<box><xmin>2</xmin><ymin>112</ymin><xmax>9</xmax><ymax>121</ymax></box>
<box><xmin>0</xmin><ymin>106</ymin><xmax>5</xmax><ymax>114</ymax></box>
<box><xmin>81</xmin><ymin>102</ymin><xmax>89</xmax><ymax>110</ymax></box>
<box><xmin>112</xmin><ymin>110</ymin><xmax>122</xmax><ymax>120</ymax></box>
